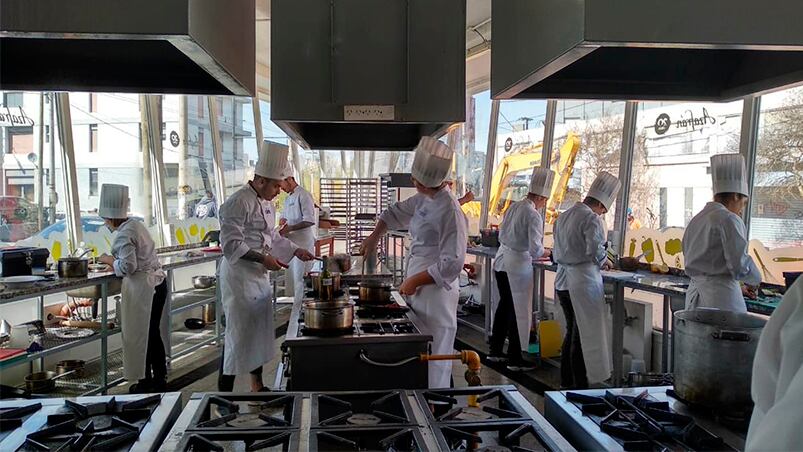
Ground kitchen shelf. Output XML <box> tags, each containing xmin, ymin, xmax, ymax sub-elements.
<box><xmin>48</xmin><ymin>350</ymin><xmax>126</xmax><ymax>397</ymax></box>
<box><xmin>0</xmin><ymin>326</ymin><xmax>121</xmax><ymax>372</ymax></box>
<box><xmin>170</xmin><ymin>287</ymin><xmax>216</xmax><ymax>315</ymax></box>
<box><xmin>169</xmin><ymin>323</ymin><xmax>219</xmax><ymax>361</ymax></box>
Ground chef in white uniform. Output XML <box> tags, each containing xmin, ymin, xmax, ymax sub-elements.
<box><xmin>553</xmin><ymin>171</ymin><xmax>620</xmax><ymax>389</ymax></box>
<box><xmin>361</xmin><ymin>137</ymin><xmax>468</xmax><ymax>388</ymax></box>
<box><xmin>683</xmin><ymin>154</ymin><xmax>761</xmax><ymax>312</ymax></box>
<box><xmin>746</xmin><ymin>277</ymin><xmax>803</xmax><ymax>451</ymax></box>
<box><xmin>218</xmin><ymin>141</ymin><xmax>314</xmax><ymax>392</ymax></box>
<box><xmin>488</xmin><ymin>168</ymin><xmax>555</xmax><ymax>371</ymax></box>
<box><xmin>280</xmin><ymin>171</ymin><xmax>317</xmax><ymax>302</ymax></box>
<box><xmin>97</xmin><ymin>184</ymin><xmax>167</xmax><ymax>393</ymax></box>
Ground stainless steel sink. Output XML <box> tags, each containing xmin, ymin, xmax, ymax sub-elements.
<box><xmin>66</xmin><ymin>279</ymin><xmax>122</xmax><ymax>299</ymax></box>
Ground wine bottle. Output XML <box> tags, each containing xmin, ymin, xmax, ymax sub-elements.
<box><xmin>320</xmin><ymin>255</ymin><xmax>334</xmax><ymax>301</ymax></box>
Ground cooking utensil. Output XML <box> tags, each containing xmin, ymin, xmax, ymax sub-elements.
<box><xmin>184</xmin><ymin>318</ymin><xmax>206</xmax><ymax>330</ymax></box>
<box><xmin>60</xmin><ymin>320</ymin><xmax>114</xmax><ymax>330</ymax></box>
<box><xmin>357</xmin><ymin>281</ymin><xmax>392</xmax><ymax>304</ymax></box>
<box><xmin>773</xmin><ymin>257</ymin><xmax>803</xmax><ymax>262</ymax></box>
<box><xmin>479</xmin><ymin>228</ymin><xmax>499</xmax><ymax>247</ymax></box>
<box><xmin>192</xmin><ymin>275</ymin><xmax>217</xmax><ymax>290</ymax></box>
<box><xmin>57</xmin><ymin>257</ymin><xmax>89</xmax><ymax>278</ymax></box>
<box><xmin>309</xmin><ymin>272</ymin><xmax>342</xmax><ymax>295</ymax></box>
<box><xmin>52</xmin><ymin>328</ymin><xmax>94</xmax><ymax>340</ymax></box>
<box><xmin>25</xmin><ymin>370</ymin><xmax>76</xmax><ymax>393</ymax></box>
<box><xmin>56</xmin><ymin>359</ymin><xmax>85</xmax><ymax>378</ymax></box>
<box><xmin>0</xmin><ymin>319</ymin><xmax>10</xmax><ymax>337</ymax></box>
<box><xmin>88</xmin><ymin>263</ymin><xmax>109</xmax><ymax>272</ymax></box>
<box><xmin>655</xmin><ymin>246</ymin><xmax>670</xmax><ymax>273</ymax></box>
<box><xmin>303</xmin><ymin>300</ymin><xmax>355</xmax><ymax>330</ymax></box>
<box><xmin>674</xmin><ymin>309</ymin><xmax>766</xmax><ymax>413</ymax></box>
<box><xmin>753</xmin><ymin>249</ymin><xmax>778</xmax><ymax>283</ymax></box>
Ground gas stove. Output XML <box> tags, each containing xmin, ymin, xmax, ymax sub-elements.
<box><xmin>181</xmin><ymin>393</ymin><xmax>302</xmax><ymax>431</ymax></box>
<box><xmin>545</xmin><ymin>387</ymin><xmax>745</xmax><ymax>451</ymax></box>
<box><xmin>415</xmin><ymin>387</ymin><xmax>531</xmax><ymax>425</ymax></box>
<box><xmin>0</xmin><ymin>393</ymin><xmax>182</xmax><ymax>452</ymax></box>
<box><xmin>160</xmin><ymin>387</ymin><xmax>573</xmax><ymax>451</ymax></box>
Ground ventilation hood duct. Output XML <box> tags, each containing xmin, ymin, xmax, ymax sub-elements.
<box><xmin>0</xmin><ymin>0</ymin><xmax>255</xmax><ymax>95</ymax></box>
<box><xmin>271</xmin><ymin>0</ymin><xmax>466</xmax><ymax>151</ymax></box>
<box><xmin>492</xmin><ymin>0</ymin><xmax>803</xmax><ymax>102</ymax></box>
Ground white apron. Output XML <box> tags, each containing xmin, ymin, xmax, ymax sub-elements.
<box><xmin>220</xmin><ymin>258</ymin><xmax>275</xmax><ymax>375</ymax></box>
<box><xmin>564</xmin><ymin>262</ymin><xmax>612</xmax><ymax>384</ymax></box>
<box><xmin>686</xmin><ymin>275</ymin><xmax>746</xmax><ymax>313</ymax></box>
<box><xmin>493</xmin><ymin>244</ymin><xmax>534</xmax><ymax>351</ymax></box>
<box><xmin>121</xmin><ymin>270</ymin><xmax>165</xmax><ymax>381</ymax></box>
<box><xmin>406</xmin><ymin>248</ymin><xmax>459</xmax><ymax>389</ymax></box>
<box><xmin>286</xmin><ymin>228</ymin><xmax>316</xmax><ymax>303</ymax></box>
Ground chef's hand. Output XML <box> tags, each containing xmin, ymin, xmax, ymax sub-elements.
<box><xmin>459</xmin><ymin>191</ymin><xmax>475</xmax><ymax>205</ymax></box>
<box><xmin>279</xmin><ymin>225</ymin><xmax>290</xmax><ymax>237</ymax></box>
<box><xmin>463</xmin><ymin>263</ymin><xmax>477</xmax><ymax>280</ymax></box>
<box><xmin>359</xmin><ymin>234</ymin><xmax>379</xmax><ymax>256</ymax></box>
<box><xmin>399</xmin><ymin>278</ymin><xmax>419</xmax><ymax>296</ymax></box>
<box><xmin>601</xmin><ymin>261</ymin><xmax>613</xmax><ymax>271</ymax></box>
<box><xmin>742</xmin><ymin>285</ymin><xmax>758</xmax><ymax>300</ymax></box>
<box><xmin>98</xmin><ymin>254</ymin><xmax>115</xmax><ymax>266</ymax></box>
<box><xmin>262</xmin><ymin>255</ymin><xmax>288</xmax><ymax>271</ymax></box>
<box><xmin>279</xmin><ymin>218</ymin><xmax>287</xmax><ymax>227</ymax></box>
<box><xmin>294</xmin><ymin>248</ymin><xmax>315</xmax><ymax>262</ymax></box>
<box><xmin>542</xmin><ymin>249</ymin><xmax>552</xmax><ymax>259</ymax></box>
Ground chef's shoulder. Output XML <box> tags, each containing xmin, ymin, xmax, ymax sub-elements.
<box><xmin>710</xmin><ymin>207</ymin><xmax>746</xmax><ymax>232</ymax></box>
<box><xmin>219</xmin><ymin>186</ymin><xmax>254</xmax><ymax>216</ymax></box>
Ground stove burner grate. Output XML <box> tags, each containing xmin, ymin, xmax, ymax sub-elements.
<box><xmin>418</xmin><ymin>387</ymin><xmax>527</xmax><ymax>424</ymax></box>
<box><xmin>435</xmin><ymin>422</ymin><xmax>549</xmax><ymax>452</ymax></box>
<box><xmin>0</xmin><ymin>403</ymin><xmax>42</xmax><ymax>432</ymax></box>
<box><xmin>191</xmin><ymin>394</ymin><xmax>298</xmax><ymax>431</ymax></box>
<box><xmin>313</xmin><ymin>427</ymin><xmax>424</xmax><ymax>451</ymax></box>
<box><xmin>313</xmin><ymin>391</ymin><xmax>413</xmax><ymax>427</ymax></box>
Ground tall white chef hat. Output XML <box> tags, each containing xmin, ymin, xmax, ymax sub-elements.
<box><xmin>98</xmin><ymin>184</ymin><xmax>129</xmax><ymax>219</ymax></box>
<box><xmin>711</xmin><ymin>153</ymin><xmax>748</xmax><ymax>196</ymax></box>
<box><xmin>255</xmin><ymin>141</ymin><xmax>293</xmax><ymax>180</ymax></box>
<box><xmin>411</xmin><ymin>137</ymin><xmax>454</xmax><ymax>188</ymax></box>
<box><xmin>529</xmin><ymin>167</ymin><xmax>556</xmax><ymax>198</ymax></box>
<box><xmin>586</xmin><ymin>171</ymin><xmax>621</xmax><ymax>211</ymax></box>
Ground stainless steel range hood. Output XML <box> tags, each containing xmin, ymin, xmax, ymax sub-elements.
<box><xmin>0</xmin><ymin>0</ymin><xmax>255</xmax><ymax>95</ymax></box>
<box><xmin>492</xmin><ymin>0</ymin><xmax>803</xmax><ymax>102</ymax></box>
<box><xmin>271</xmin><ymin>0</ymin><xmax>466</xmax><ymax>151</ymax></box>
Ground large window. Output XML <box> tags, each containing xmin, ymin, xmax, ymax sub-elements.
<box><xmin>750</xmin><ymin>86</ymin><xmax>803</xmax><ymax>284</ymax></box>
<box><xmin>454</xmin><ymin>90</ymin><xmax>494</xmax><ymax>235</ymax></box>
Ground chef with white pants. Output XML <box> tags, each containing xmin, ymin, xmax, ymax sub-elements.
<box><xmin>488</xmin><ymin>168</ymin><xmax>555</xmax><ymax>371</ymax></box>
<box><xmin>97</xmin><ymin>184</ymin><xmax>167</xmax><ymax>393</ymax></box>
<box><xmin>553</xmin><ymin>171</ymin><xmax>620</xmax><ymax>389</ymax></box>
<box><xmin>280</xmin><ymin>174</ymin><xmax>317</xmax><ymax>302</ymax></box>
<box><xmin>361</xmin><ymin>137</ymin><xmax>468</xmax><ymax>388</ymax></box>
<box><xmin>218</xmin><ymin>141</ymin><xmax>314</xmax><ymax>392</ymax></box>
<box><xmin>746</xmin><ymin>277</ymin><xmax>803</xmax><ymax>451</ymax></box>
<box><xmin>683</xmin><ymin>154</ymin><xmax>761</xmax><ymax>312</ymax></box>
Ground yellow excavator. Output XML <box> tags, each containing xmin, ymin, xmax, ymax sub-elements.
<box><xmin>461</xmin><ymin>131</ymin><xmax>581</xmax><ymax>226</ymax></box>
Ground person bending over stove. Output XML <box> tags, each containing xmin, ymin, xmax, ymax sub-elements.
<box><xmin>487</xmin><ymin>168</ymin><xmax>554</xmax><ymax>372</ymax></box>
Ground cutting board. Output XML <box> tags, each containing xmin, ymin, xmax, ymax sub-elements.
<box><xmin>0</xmin><ymin>348</ymin><xmax>26</xmax><ymax>361</ymax></box>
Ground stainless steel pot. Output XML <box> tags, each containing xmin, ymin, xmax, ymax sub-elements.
<box><xmin>57</xmin><ymin>258</ymin><xmax>89</xmax><ymax>278</ymax></box>
<box><xmin>303</xmin><ymin>300</ymin><xmax>354</xmax><ymax>330</ymax></box>
<box><xmin>673</xmin><ymin>309</ymin><xmax>766</xmax><ymax>413</ymax></box>
<box><xmin>56</xmin><ymin>359</ymin><xmax>85</xmax><ymax>378</ymax></box>
<box><xmin>192</xmin><ymin>275</ymin><xmax>216</xmax><ymax>289</ymax></box>
<box><xmin>309</xmin><ymin>273</ymin><xmax>342</xmax><ymax>294</ymax></box>
<box><xmin>357</xmin><ymin>281</ymin><xmax>392</xmax><ymax>304</ymax></box>
<box><xmin>25</xmin><ymin>370</ymin><xmax>75</xmax><ymax>393</ymax></box>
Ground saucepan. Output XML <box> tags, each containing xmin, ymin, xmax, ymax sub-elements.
<box><xmin>309</xmin><ymin>272</ymin><xmax>342</xmax><ymax>294</ymax></box>
<box><xmin>57</xmin><ymin>257</ymin><xmax>89</xmax><ymax>278</ymax></box>
<box><xmin>303</xmin><ymin>300</ymin><xmax>354</xmax><ymax>330</ymax></box>
<box><xmin>357</xmin><ymin>281</ymin><xmax>392</xmax><ymax>304</ymax></box>
<box><xmin>56</xmin><ymin>359</ymin><xmax>86</xmax><ymax>378</ymax></box>
<box><xmin>192</xmin><ymin>275</ymin><xmax>216</xmax><ymax>290</ymax></box>
<box><xmin>25</xmin><ymin>370</ymin><xmax>75</xmax><ymax>393</ymax></box>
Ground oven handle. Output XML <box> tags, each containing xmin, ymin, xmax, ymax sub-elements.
<box><xmin>359</xmin><ymin>350</ymin><xmax>420</xmax><ymax>367</ymax></box>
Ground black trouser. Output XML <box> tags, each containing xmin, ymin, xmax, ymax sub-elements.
<box><xmin>144</xmin><ymin>280</ymin><xmax>168</xmax><ymax>383</ymax></box>
<box><xmin>489</xmin><ymin>271</ymin><xmax>525</xmax><ymax>365</ymax></box>
<box><xmin>557</xmin><ymin>290</ymin><xmax>588</xmax><ymax>389</ymax></box>
<box><xmin>217</xmin><ymin>345</ymin><xmax>264</xmax><ymax>392</ymax></box>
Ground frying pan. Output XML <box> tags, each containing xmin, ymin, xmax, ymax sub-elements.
<box><xmin>24</xmin><ymin>370</ymin><xmax>75</xmax><ymax>393</ymax></box>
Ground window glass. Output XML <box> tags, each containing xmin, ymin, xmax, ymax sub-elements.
<box><xmin>454</xmin><ymin>90</ymin><xmax>493</xmax><ymax>235</ymax></box>
<box><xmin>750</xmin><ymin>86</ymin><xmax>803</xmax><ymax>284</ymax></box>
<box><xmin>162</xmin><ymin>95</ymin><xmax>220</xmax><ymax>245</ymax></box>
<box><xmin>221</xmin><ymin>97</ymin><xmax>257</xmax><ymax>195</ymax></box>
<box><xmin>0</xmin><ymin>92</ymin><xmax>70</xmax><ymax>259</ymax></box>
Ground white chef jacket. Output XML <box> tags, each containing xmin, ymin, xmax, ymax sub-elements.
<box><xmin>281</xmin><ymin>185</ymin><xmax>317</xmax><ymax>230</ymax></box>
<box><xmin>746</xmin><ymin>278</ymin><xmax>803</xmax><ymax>451</ymax></box>
<box><xmin>553</xmin><ymin>202</ymin><xmax>607</xmax><ymax>290</ymax></box>
<box><xmin>380</xmin><ymin>188</ymin><xmax>466</xmax><ymax>290</ymax></box>
<box><xmin>220</xmin><ymin>183</ymin><xmax>297</xmax><ymax>266</ymax></box>
<box><xmin>682</xmin><ymin>202</ymin><xmax>761</xmax><ymax>285</ymax></box>
<box><xmin>111</xmin><ymin>219</ymin><xmax>163</xmax><ymax>278</ymax></box>
<box><xmin>497</xmin><ymin>199</ymin><xmax>545</xmax><ymax>259</ymax></box>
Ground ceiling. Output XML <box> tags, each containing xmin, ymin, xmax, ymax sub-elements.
<box><xmin>255</xmin><ymin>0</ymin><xmax>491</xmax><ymax>100</ymax></box>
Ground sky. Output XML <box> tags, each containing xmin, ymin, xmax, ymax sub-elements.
<box><xmin>473</xmin><ymin>90</ymin><xmax>549</xmax><ymax>153</ymax></box>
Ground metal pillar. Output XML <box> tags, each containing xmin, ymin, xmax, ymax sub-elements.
<box><xmin>540</xmin><ymin>101</ymin><xmax>558</xmax><ymax>169</ymax></box>
<box><xmin>613</xmin><ymin>102</ymin><xmax>638</xmax><ymax>257</ymax></box>
<box><xmin>143</xmin><ymin>96</ymin><xmax>170</xmax><ymax>246</ymax></box>
<box><xmin>207</xmin><ymin>97</ymin><xmax>227</xmax><ymax>201</ymax></box>
<box><xmin>49</xmin><ymin>94</ymin><xmax>56</xmax><ymax>225</ymax></box>
<box><xmin>479</xmin><ymin>100</ymin><xmax>501</xmax><ymax>229</ymax></box>
<box><xmin>739</xmin><ymin>96</ymin><xmax>761</xmax><ymax>234</ymax></box>
<box><xmin>252</xmin><ymin>98</ymin><xmax>264</xmax><ymax>145</ymax></box>
<box><xmin>54</xmin><ymin>93</ymin><xmax>83</xmax><ymax>247</ymax></box>
<box><xmin>36</xmin><ymin>93</ymin><xmax>45</xmax><ymax>230</ymax></box>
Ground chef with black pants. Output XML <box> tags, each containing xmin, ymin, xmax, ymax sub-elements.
<box><xmin>488</xmin><ymin>168</ymin><xmax>555</xmax><ymax>372</ymax></box>
<box><xmin>552</xmin><ymin>172</ymin><xmax>620</xmax><ymax>389</ymax></box>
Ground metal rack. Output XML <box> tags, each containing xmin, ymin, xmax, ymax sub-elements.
<box><xmin>319</xmin><ymin>178</ymin><xmax>350</xmax><ymax>243</ymax></box>
<box><xmin>346</xmin><ymin>178</ymin><xmax>379</xmax><ymax>254</ymax></box>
